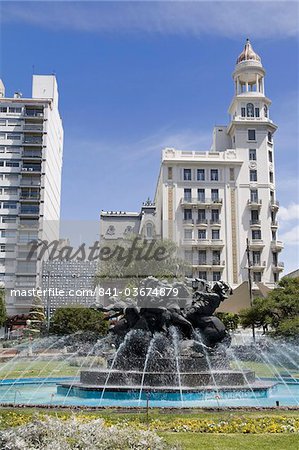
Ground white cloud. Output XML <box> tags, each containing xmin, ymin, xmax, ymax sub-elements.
<box><xmin>2</xmin><ymin>1</ymin><xmax>298</xmax><ymax>38</ymax></box>
<box><xmin>280</xmin><ymin>225</ymin><xmax>299</xmax><ymax>245</ymax></box>
<box><xmin>278</xmin><ymin>203</ymin><xmax>299</xmax><ymax>222</ymax></box>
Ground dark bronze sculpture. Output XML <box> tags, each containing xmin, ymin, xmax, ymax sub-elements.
<box><xmin>99</xmin><ymin>277</ymin><xmax>233</xmax><ymax>355</ymax></box>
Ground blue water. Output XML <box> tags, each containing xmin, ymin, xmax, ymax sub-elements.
<box><xmin>0</xmin><ymin>378</ymin><xmax>298</xmax><ymax>408</ymax></box>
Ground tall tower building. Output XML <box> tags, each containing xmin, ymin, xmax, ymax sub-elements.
<box><xmin>0</xmin><ymin>75</ymin><xmax>63</xmax><ymax>315</ymax></box>
<box><xmin>154</xmin><ymin>39</ymin><xmax>283</xmax><ymax>290</ymax></box>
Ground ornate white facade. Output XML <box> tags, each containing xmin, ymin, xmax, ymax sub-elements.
<box><xmin>154</xmin><ymin>40</ymin><xmax>283</xmax><ymax>289</ymax></box>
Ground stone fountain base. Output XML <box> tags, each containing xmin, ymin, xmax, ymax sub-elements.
<box><xmin>57</xmin><ymin>366</ymin><xmax>276</xmax><ymax>400</ymax></box>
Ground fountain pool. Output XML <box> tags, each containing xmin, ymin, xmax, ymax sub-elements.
<box><xmin>0</xmin><ymin>377</ymin><xmax>298</xmax><ymax>408</ymax></box>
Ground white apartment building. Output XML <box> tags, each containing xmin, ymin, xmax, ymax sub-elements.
<box><xmin>0</xmin><ymin>75</ymin><xmax>63</xmax><ymax>315</ymax></box>
<box><xmin>154</xmin><ymin>40</ymin><xmax>283</xmax><ymax>289</ymax></box>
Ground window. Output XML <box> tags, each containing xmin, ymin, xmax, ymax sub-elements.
<box><xmin>183</xmin><ymin>169</ymin><xmax>191</xmax><ymax>181</ymax></box>
<box><xmin>213</xmin><ymin>272</ymin><xmax>221</xmax><ymax>282</ymax></box>
<box><xmin>211</xmin><ymin>209</ymin><xmax>219</xmax><ymax>223</ymax></box>
<box><xmin>197</xmin><ymin>209</ymin><xmax>206</xmax><ymax>222</ymax></box>
<box><xmin>3</xmin><ymin>187</ymin><xmax>18</xmax><ymax>195</ymax></box>
<box><xmin>0</xmin><ymin>133</ymin><xmax>5</xmax><ymax>140</ymax></box>
<box><xmin>246</xmin><ymin>103</ymin><xmax>254</xmax><ymax>117</ymax></box>
<box><xmin>252</xmin><ymin>251</ymin><xmax>261</xmax><ymax>265</ymax></box>
<box><xmin>249</xmin><ymin>149</ymin><xmax>256</xmax><ymax>161</ymax></box>
<box><xmin>6</xmin><ymin>146</ymin><xmax>21</xmax><ymax>154</ymax></box>
<box><xmin>0</xmin><ymin>119</ymin><xmax>5</xmax><ymax>126</ymax></box>
<box><xmin>267</xmin><ymin>132</ymin><xmax>272</xmax><ymax>143</ymax></box>
<box><xmin>167</xmin><ymin>167</ymin><xmax>172</xmax><ymax>180</ymax></box>
<box><xmin>274</xmin><ymin>273</ymin><xmax>278</xmax><ymax>283</ymax></box>
<box><xmin>2</xmin><ymin>201</ymin><xmax>17</xmax><ymax>209</ymax></box>
<box><xmin>211</xmin><ymin>189</ymin><xmax>219</xmax><ymax>202</ymax></box>
<box><xmin>198</xmin><ymin>229</ymin><xmax>206</xmax><ymax>240</ymax></box>
<box><xmin>0</xmin><ymin>160</ymin><xmax>4</xmax><ymax>166</ymax></box>
<box><xmin>250</xmin><ymin>189</ymin><xmax>258</xmax><ymax>202</ymax></box>
<box><xmin>0</xmin><ymin>107</ymin><xmax>7</xmax><ymax>113</ymax></box>
<box><xmin>145</xmin><ymin>223</ymin><xmax>153</xmax><ymax>238</ymax></box>
<box><xmin>184</xmin><ymin>250</ymin><xmax>192</xmax><ymax>263</ymax></box>
<box><xmin>268</xmin><ymin>151</ymin><xmax>273</xmax><ymax>162</ymax></box>
<box><xmin>7</xmin><ymin>120</ymin><xmax>21</xmax><ymax>127</ymax></box>
<box><xmin>241</xmin><ymin>107</ymin><xmax>246</xmax><ymax>117</ymax></box>
<box><xmin>184</xmin><ymin>188</ymin><xmax>191</xmax><ymax>201</ymax></box>
<box><xmin>197</xmin><ymin>169</ymin><xmax>205</xmax><ymax>181</ymax></box>
<box><xmin>272</xmin><ymin>230</ymin><xmax>277</xmax><ymax>240</ymax></box>
<box><xmin>264</xmin><ymin>105</ymin><xmax>268</xmax><ymax>118</ymax></box>
<box><xmin>1</xmin><ymin>229</ymin><xmax>16</xmax><ymax>238</ymax></box>
<box><xmin>250</xmin><ymin>169</ymin><xmax>257</xmax><ymax>182</ymax></box>
<box><xmin>212</xmin><ymin>229</ymin><xmax>220</xmax><ymax>240</ymax></box>
<box><xmin>7</xmin><ymin>133</ymin><xmax>21</xmax><ymax>140</ymax></box>
<box><xmin>197</xmin><ymin>188</ymin><xmax>205</xmax><ymax>202</ymax></box>
<box><xmin>255</xmin><ymin>108</ymin><xmax>260</xmax><ymax>118</ymax></box>
<box><xmin>253</xmin><ymin>272</ymin><xmax>262</xmax><ymax>282</ymax></box>
<box><xmin>212</xmin><ymin>250</ymin><xmax>221</xmax><ymax>265</ymax></box>
<box><xmin>248</xmin><ymin>129</ymin><xmax>256</xmax><ymax>141</ymax></box>
<box><xmin>251</xmin><ymin>210</ymin><xmax>259</xmax><ymax>223</ymax></box>
<box><xmin>229</xmin><ymin>168</ymin><xmax>235</xmax><ymax>181</ymax></box>
<box><xmin>6</xmin><ymin>160</ymin><xmax>19</xmax><ymax>167</ymax></box>
<box><xmin>8</xmin><ymin>107</ymin><xmax>22</xmax><ymax>113</ymax></box>
<box><xmin>211</xmin><ymin>169</ymin><xmax>218</xmax><ymax>181</ymax></box>
<box><xmin>252</xmin><ymin>229</ymin><xmax>261</xmax><ymax>240</ymax></box>
<box><xmin>198</xmin><ymin>250</ymin><xmax>206</xmax><ymax>264</ymax></box>
<box><xmin>184</xmin><ymin>229</ymin><xmax>192</xmax><ymax>240</ymax></box>
<box><xmin>198</xmin><ymin>271</ymin><xmax>207</xmax><ymax>280</ymax></box>
<box><xmin>184</xmin><ymin>209</ymin><xmax>192</xmax><ymax>221</ymax></box>
<box><xmin>2</xmin><ymin>216</ymin><xmax>17</xmax><ymax>223</ymax></box>
<box><xmin>269</xmin><ymin>172</ymin><xmax>274</xmax><ymax>183</ymax></box>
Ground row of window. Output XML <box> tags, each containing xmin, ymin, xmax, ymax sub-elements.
<box><xmin>184</xmin><ymin>209</ymin><xmax>220</xmax><ymax>221</ymax></box>
<box><xmin>0</xmin><ymin>146</ymin><xmax>22</xmax><ymax>154</ymax></box>
<box><xmin>185</xmin><ymin>249</ymin><xmax>222</xmax><ymax>264</ymax></box>
<box><xmin>183</xmin><ymin>168</ymin><xmax>220</xmax><ymax>181</ymax></box>
<box><xmin>0</xmin><ymin>107</ymin><xmax>22</xmax><ymax>113</ymax></box>
<box><xmin>0</xmin><ymin>119</ymin><xmax>22</xmax><ymax>127</ymax></box>
<box><xmin>184</xmin><ymin>229</ymin><xmax>220</xmax><ymax>240</ymax></box>
<box><xmin>184</xmin><ymin>188</ymin><xmax>220</xmax><ymax>201</ymax></box>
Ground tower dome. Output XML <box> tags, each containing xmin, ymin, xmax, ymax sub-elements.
<box><xmin>237</xmin><ymin>39</ymin><xmax>261</xmax><ymax>64</ymax></box>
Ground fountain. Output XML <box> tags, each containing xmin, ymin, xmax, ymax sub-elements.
<box><xmin>57</xmin><ymin>278</ymin><xmax>276</xmax><ymax>403</ymax></box>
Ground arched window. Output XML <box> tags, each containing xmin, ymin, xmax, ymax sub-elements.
<box><xmin>146</xmin><ymin>223</ymin><xmax>153</xmax><ymax>238</ymax></box>
<box><xmin>246</xmin><ymin>103</ymin><xmax>254</xmax><ymax>117</ymax></box>
<box><xmin>264</xmin><ymin>105</ymin><xmax>268</xmax><ymax>118</ymax></box>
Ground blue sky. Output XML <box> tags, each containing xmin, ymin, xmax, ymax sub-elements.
<box><xmin>0</xmin><ymin>1</ymin><xmax>298</xmax><ymax>273</ymax></box>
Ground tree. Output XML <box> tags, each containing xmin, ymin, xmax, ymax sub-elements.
<box><xmin>49</xmin><ymin>306</ymin><xmax>108</xmax><ymax>336</ymax></box>
<box><xmin>216</xmin><ymin>312</ymin><xmax>239</xmax><ymax>331</ymax></box>
<box><xmin>0</xmin><ymin>285</ymin><xmax>7</xmax><ymax>327</ymax></box>
<box><xmin>239</xmin><ymin>277</ymin><xmax>299</xmax><ymax>338</ymax></box>
<box><xmin>97</xmin><ymin>235</ymin><xmax>190</xmax><ymax>289</ymax></box>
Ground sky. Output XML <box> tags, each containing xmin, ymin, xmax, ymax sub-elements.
<box><xmin>0</xmin><ymin>0</ymin><xmax>298</xmax><ymax>274</ymax></box>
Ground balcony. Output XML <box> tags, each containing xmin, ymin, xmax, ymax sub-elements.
<box><xmin>249</xmin><ymin>239</ymin><xmax>265</xmax><ymax>249</ymax></box>
<box><xmin>22</xmin><ymin>150</ymin><xmax>42</xmax><ymax>159</ymax></box>
<box><xmin>210</xmin><ymin>239</ymin><xmax>224</xmax><ymax>248</ymax></box>
<box><xmin>20</xmin><ymin>194</ymin><xmax>40</xmax><ymax>202</ymax></box>
<box><xmin>23</xmin><ymin>124</ymin><xmax>43</xmax><ymax>131</ymax></box>
<box><xmin>272</xmin><ymin>262</ymin><xmax>284</xmax><ymax>272</ymax></box>
<box><xmin>247</xmin><ymin>199</ymin><xmax>262</xmax><ymax>209</ymax></box>
<box><xmin>196</xmin><ymin>218</ymin><xmax>208</xmax><ymax>226</ymax></box>
<box><xmin>270</xmin><ymin>200</ymin><xmax>280</xmax><ymax>211</ymax></box>
<box><xmin>19</xmin><ymin>207</ymin><xmax>39</xmax><ymax>216</ymax></box>
<box><xmin>21</xmin><ymin>166</ymin><xmax>41</xmax><ymax>173</ymax></box>
<box><xmin>24</xmin><ymin>110</ymin><xmax>44</xmax><ymax>118</ymax></box>
<box><xmin>250</xmin><ymin>219</ymin><xmax>261</xmax><ymax>228</ymax></box>
<box><xmin>211</xmin><ymin>260</ymin><xmax>225</xmax><ymax>269</ymax></box>
<box><xmin>182</xmin><ymin>239</ymin><xmax>210</xmax><ymax>247</ymax></box>
<box><xmin>251</xmin><ymin>261</ymin><xmax>266</xmax><ymax>270</ymax></box>
<box><xmin>181</xmin><ymin>197</ymin><xmax>223</xmax><ymax>207</ymax></box>
<box><xmin>271</xmin><ymin>220</ymin><xmax>278</xmax><ymax>228</ymax></box>
<box><xmin>210</xmin><ymin>219</ymin><xmax>221</xmax><ymax>226</ymax></box>
<box><xmin>183</xmin><ymin>219</ymin><xmax>194</xmax><ymax>226</ymax></box>
<box><xmin>23</xmin><ymin>136</ymin><xmax>43</xmax><ymax>145</ymax></box>
<box><xmin>271</xmin><ymin>240</ymin><xmax>284</xmax><ymax>252</ymax></box>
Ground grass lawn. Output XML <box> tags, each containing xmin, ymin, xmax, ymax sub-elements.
<box><xmin>230</xmin><ymin>360</ymin><xmax>298</xmax><ymax>378</ymax></box>
<box><xmin>0</xmin><ymin>359</ymin><xmax>78</xmax><ymax>379</ymax></box>
<box><xmin>161</xmin><ymin>432</ymin><xmax>299</xmax><ymax>450</ymax></box>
